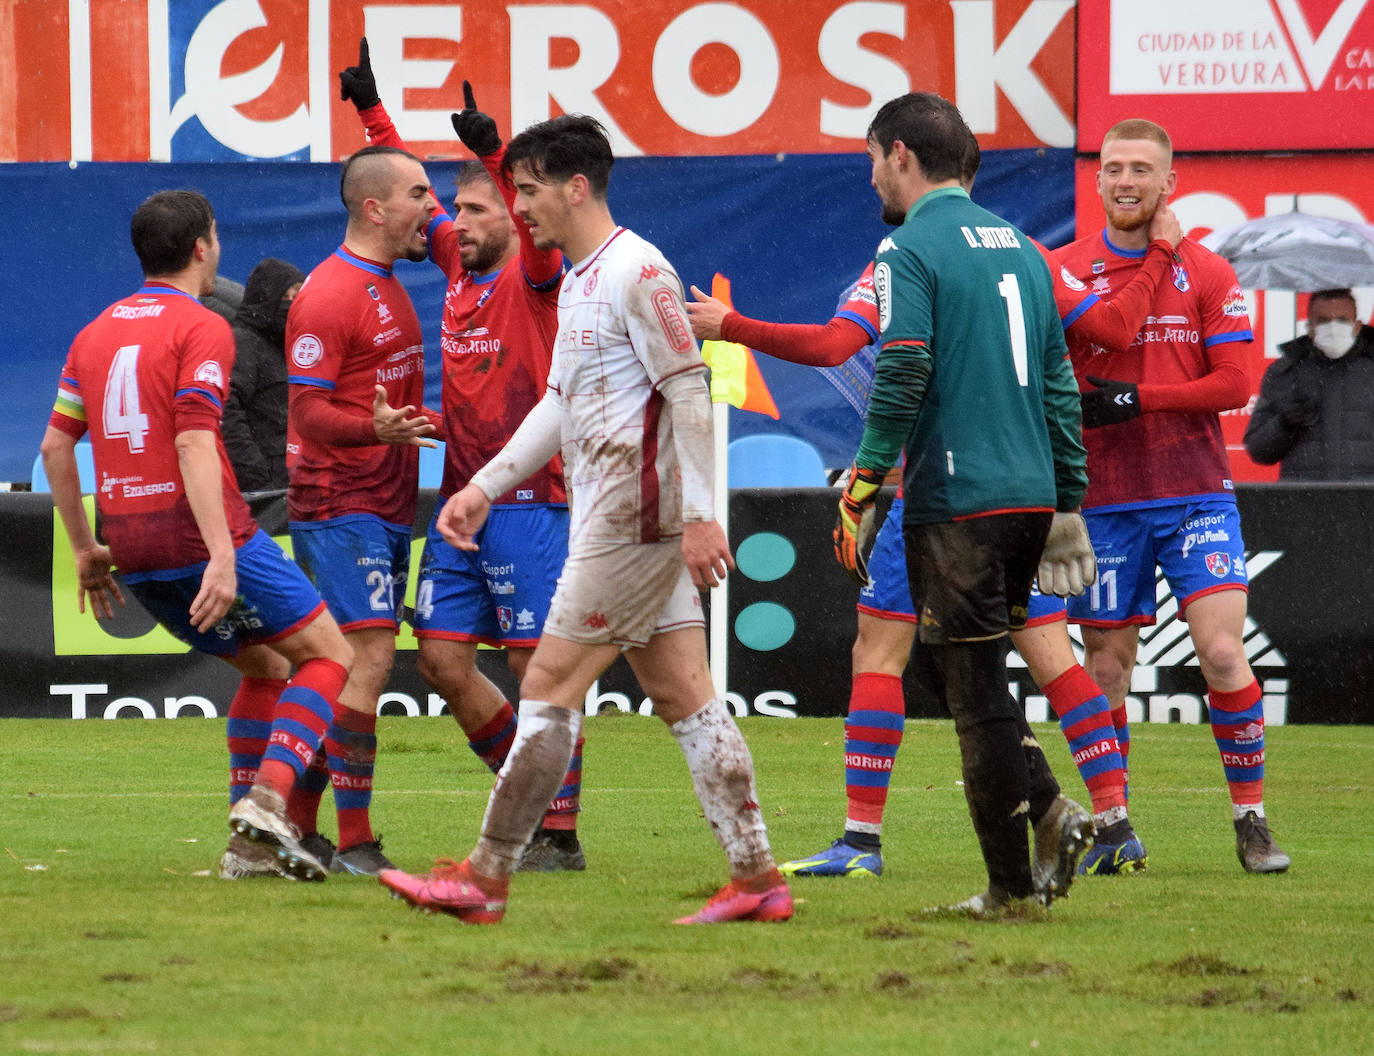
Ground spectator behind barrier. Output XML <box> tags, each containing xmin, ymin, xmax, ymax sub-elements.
<box><xmin>200</xmin><ymin>274</ymin><xmax>244</xmax><ymax>324</ymax></box>
<box><xmin>1244</xmin><ymin>288</ymin><xmax>1374</xmax><ymax>480</ymax></box>
<box><xmin>221</xmin><ymin>258</ymin><xmax>304</xmax><ymax>492</ymax></box>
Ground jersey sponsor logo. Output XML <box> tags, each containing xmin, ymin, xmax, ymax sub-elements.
<box><xmin>193</xmin><ymin>360</ymin><xmax>223</xmax><ymax>389</ymax></box>
<box><xmin>1171</xmin><ymin>261</ymin><xmax>1191</xmax><ymax>292</ymax></box>
<box><xmin>1205</xmin><ymin>551</ymin><xmax>1232</xmax><ymax>577</ymax></box>
<box><xmin>637</xmin><ymin>265</ymin><xmax>661</xmax><ymax>283</ymax></box>
<box><xmin>111</xmin><ymin>303</ymin><xmax>166</xmax><ymax>319</ymax></box>
<box><xmin>873</xmin><ymin>261</ymin><xmax>892</xmax><ymax>332</ymax></box>
<box><xmin>1222</xmin><ymin>286</ymin><xmax>1249</xmax><ymax>317</ymax></box>
<box><xmin>122</xmin><ymin>480</ymin><xmax>178</xmax><ymax>498</ymax></box>
<box><xmin>374</xmin><ymin>326</ymin><xmax>403</xmax><ymax>347</ymax></box>
<box><xmin>651</xmin><ymin>287</ymin><xmax>693</xmax><ymax>353</ymax></box>
<box><xmin>1059</xmin><ymin>265</ymin><xmax>1087</xmax><ymax>292</ymax></box>
<box><xmin>291</xmin><ymin>333</ymin><xmax>323</xmax><ymax>368</ymax></box>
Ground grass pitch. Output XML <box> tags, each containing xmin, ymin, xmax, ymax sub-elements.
<box><xmin>2</xmin><ymin>715</ymin><xmax>1371</xmax><ymax>1055</ymax></box>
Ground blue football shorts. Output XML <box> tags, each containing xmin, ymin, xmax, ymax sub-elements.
<box><xmin>412</xmin><ymin>504</ymin><xmax>569</xmax><ymax>647</ymax></box>
<box><xmin>290</xmin><ymin>513</ymin><xmax>412</xmax><ymax>632</ymax></box>
<box><xmin>123</xmin><ymin>529</ymin><xmax>325</xmax><ymax>657</ymax></box>
<box><xmin>857</xmin><ymin>498</ymin><xmax>917</xmax><ymax>622</ymax></box>
<box><xmin>1067</xmin><ymin>498</ymin><xmax>1249</xmax><ymax>627</ymax></box>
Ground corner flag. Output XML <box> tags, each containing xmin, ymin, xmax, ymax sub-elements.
<box><xmin>698</xmin><ymin>273</ymin><xmax>779</xmax><ymax>419</ymax></box>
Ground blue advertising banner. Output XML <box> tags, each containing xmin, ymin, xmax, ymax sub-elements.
<box><xmin>1</xmin><ymin>149</ymin><xmax>1072</xmax><ymax>483</ymax></box>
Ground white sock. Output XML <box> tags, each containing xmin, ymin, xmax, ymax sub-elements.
<box><xmin>470</xmin><ymin>701</ymin><xmax>581</xmax><ymax>877</ymax></box>
<box><xmin>671</xmin><ymin>698</ymin><xmax>774</xmax><ymax>879</ymax></box>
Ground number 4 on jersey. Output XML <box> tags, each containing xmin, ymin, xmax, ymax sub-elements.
<box><xmin>103</xmin><ymin>344</ymin><xmax>150</xmax><ymax>452</ymax></box>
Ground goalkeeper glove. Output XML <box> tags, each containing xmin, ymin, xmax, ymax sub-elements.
<box><xmin>450</xmin><ymin>81</ymin><xmax>502</xmax><ymax>157</ymax></box>
<box><xmin>833</xmin><ymin>466</ymin><xmax>883</xmax><ymax>587</ymax></box>
<box><xmin>1037</xmin><ymin>512</ymin><xmax>1097</xmax><ymax>598</ymax></box>
<box><xmin>339</xmin><ymin>38</ymin><xmax>381</xmax><ymax>111</ymax></box>
<box><xmin>1080</xmin><ymin>375</ymin><xmax>1141</xmax><ymax>428</ymax></box>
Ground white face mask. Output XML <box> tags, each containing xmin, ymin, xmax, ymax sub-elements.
<box><xmin>1312</xmin><ymin>320</ymin><xmax>1357</xmax><ymax>360</ymax></box>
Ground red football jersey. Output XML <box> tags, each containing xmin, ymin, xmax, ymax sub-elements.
<box><xmin>1052</xmin><ymin>233</ymin><xmax>1253</xmax><ymax>509</ymax></box>
<box><xmin>428</xmin><ymin>217</ymin><xmax>566</xmax><ymax>505</ymax></box>
<box><xmin>286</xmin><ymin>248</ymin><xmax>424</xmax><ymax>526</ymax></box>
<box><xmin>49</xmin><ymin>284</ymin><xmax>257</xmax><ymax>573</ymax></box>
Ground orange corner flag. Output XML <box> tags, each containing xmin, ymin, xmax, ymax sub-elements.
<box><xmin>698</xmin><ymin>273</ymin><xmax>780</xmax><ymax>419</ymax></box>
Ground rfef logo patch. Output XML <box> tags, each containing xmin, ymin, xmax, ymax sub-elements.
<box><xmin>193</xmin><ymin>360</ymin><xmax>224</xmax><ymax>389</ymax></box>
<box><xmin>291</xmin><ymin>333</ymin><xmax>323</xmax><ymax>368</ymax></box>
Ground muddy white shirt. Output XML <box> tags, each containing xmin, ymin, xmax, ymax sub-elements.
<box><xmin>551</xmin><ymin>227</ymin><xmax>710</xmax><ymax>546</ymax></box>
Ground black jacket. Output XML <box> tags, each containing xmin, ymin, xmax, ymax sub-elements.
<box><xmin>221</xmin><ymin>259</ymin><xmax>304</xmax><ymax>492</ymax></box>
<box><xmin>1243</xmin><ymin>326</ymin><xmax>1374</xmax><ymax>481</ymax></box>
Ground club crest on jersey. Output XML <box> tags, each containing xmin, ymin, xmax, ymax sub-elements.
<box><xmin>477</xmin><ymin>285</ymin><xmax>494</xmax><ymax>308</ymax></box>
<box><xmin>584</xmin><ymin>268</ymin><xmax>600</xmax><ymax>295</ymax></box>
<box><xmin>1205</xmin><ymin>552</ymin><xmax>1231</xmax><ymax>578</ymax></box>
<box><xmin>291</xmin><ymin>333</ymin><xmax>324</xmax><ymax>368</ymax></box>
<box><xmin>1091</xmin><ymin>259</ymin><xmax>1105</xmax><ymax>274</ymax></box>
<box><xmin>1059</xmin><ymin>266</ymin><xmax>1087</xmax><ymax>292</ymax></box>
<box><xmin>193</xmin><ymin>360</ymin><xmax>223</xmax><ymax>389</ymax></box>
<box><xmin>497</xmin><ymin>606</ymin><xmax>514</xmax><ymax>633</ymax></box>
<box><xmin>1171</xmin><ymin>261</ymin><xmax>1191</xmax><ymax>292</ymax></box>
<box><xmin>651</xmin><ymin>287</ymin><xmax>693</xmax><ymax>353</ymax></box>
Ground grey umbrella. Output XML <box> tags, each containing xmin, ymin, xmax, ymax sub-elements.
<box><xmin>1200</xmin><ymin>211</ymin><xmax>1374</xmax><ymax>290</ymax></box>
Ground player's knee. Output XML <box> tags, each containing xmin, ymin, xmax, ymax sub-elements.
<box><xmin>1192</xmin><ymin>633</ymin><xmax>1248</xmax><ymax>686</ymax></box>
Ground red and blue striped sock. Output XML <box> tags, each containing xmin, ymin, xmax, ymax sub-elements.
<box><xmin>540</xmin><ymin>735</ymin><xmax>584</xmax><ymax>831</ymax></box>
<box><xmin>1044</xmin><ymin>665</ymin><xmax>1127</xmax><ymax>819</ymax></box>
<box><xmin>1209</xmin><ymin>680</ymin><xmax>1266</xmax><ymax>812</ymax></box>
<box><xmin>843</xmin><ymin>672</ymin><xmax>905</xmax><ymax>836</ymax></box>
<box><xmin>327</xmin><ymin>703</ymin><xmax>378</xmax><ymax>849</ymax></box>
<box><xmin>468</xmin><ymin>700</ymin><xmax>518</xmax><ymax>774</ymax></box>
<box><xmin>1110</xmin><ymin>702</ymin><xmax>1131</xmax><ymax>797</ymax></box>
<box><xmin>226</xmin><ymin>677</ymin><xmax>284</xmax><ymax>805</ymax></box>
<box><xmin>288</xmin><ymin>749</ymin><xmax>330</xmax><ymax>836</ymax></box>
<box><xmin>257</xmin><ymin>657</ymin><xmax>348</xmax><ymax>799</ymax></box>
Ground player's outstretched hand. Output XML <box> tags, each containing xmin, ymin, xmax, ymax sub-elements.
<box><xmin>833</xmin><ymin>465</ymin><xmax>882</xmax><ymax>586</ymax></box>
<box><xmin>373</xmin><ymin>385</ymin><xmax>438</xmax><ymax>447</ymax></box>
<box><xmin>1037</xmin><ymin>512</ymin><xmax>1096</xmax><ymax>598</ymax></box>
<box><xmin>686</xmin><ymin>285</ymin><xmax>730</xmax><ymax>342</ymax></box>
<box><xmin>189</xmin><ymin>552</ymin><xmax>236</xmax><ymax>633</ymax></box>
<box><xmin>1080</xmin><ymin>375</ymin><xmax>1141</xmax><ymax>428</ymax></box>
<box><xmin>437</xmin><ymin>484</ymin><xmax>491</xmax><ymax>551</ymax></box>
<box><xmin>75</xmin><ymin>544</ymin><xmax>124</xmax><ymax>621</ymax></box>
<box><xmin>1149</xmin><ymin>200</ymin><xmax>1183</xmax><ymax>249</ymax></box>
<box><xmin>450</xmin><ymin>81</ymin><xmax>501</xmax><ymax>157</ymax></box>
<box><xmin>682</xmin><ymin>520</ymin><xmax>733</xmax><ymax>589</ymax></box>
<box><xmin>339</xmin><ymin>38</ymin><xmax>381</xmax><ymax>111</ymax></box>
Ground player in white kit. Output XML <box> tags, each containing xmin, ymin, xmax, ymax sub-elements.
<box><xmin>377</xmin><ymin>114</ymin><xmax>792</xmax><ymax>925</ymax></box>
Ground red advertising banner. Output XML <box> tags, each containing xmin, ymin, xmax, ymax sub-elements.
<box><xmin>0</xmin><ymin>0</ymin><xmax>1075</xmax><ymax>163</ymax></box>
<box><xmin>1076</xmin><ymin>0</ymin><xmax>1374</xmax><ymax>151</ymax></box>
<box><xmin>1071</xmin><ymin>152</ymin><xmax>1374</xmax><ymax>481</ymax></box>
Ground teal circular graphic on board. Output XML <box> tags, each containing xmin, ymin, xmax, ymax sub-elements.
<box><xmin>734</xmin><ymin>532</ymin><xmax>795</xmax><ymax>582</ymax></box>
<box><xmin>734</xmin><ymin>602</ymin><xmax>795</xmax><ymax>651</ymax></box>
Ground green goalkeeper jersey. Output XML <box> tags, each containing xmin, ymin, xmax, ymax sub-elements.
<box><xmin>857</xmin><ymin>186</ymin><xmax>1087</xmax><ymax>524</ymax></box>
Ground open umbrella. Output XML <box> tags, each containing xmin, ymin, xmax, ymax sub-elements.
<box><xmin>1201</xmin><ymin>212</ymin><xmax>1374</xmax><ymax>291</ymax></box>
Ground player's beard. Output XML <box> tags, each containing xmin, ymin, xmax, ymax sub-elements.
<box><xmin>881</xmin><ymin>202</ymin><xmax>906</xmax><ymax>226</ymax></box>
<box><xmin>462</xmin><ymin>233</ymin><xmax>505</xmax><ymax>273</ymax></box>
<box><xmin>1105</xmin><ymin>194</ymin><xmax>1159</xmax><ymax>233</ymax></box>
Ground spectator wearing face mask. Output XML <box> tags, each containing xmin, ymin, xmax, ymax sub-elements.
<box><xmin>1244</xmin><ymin>287</ymin><xmax>1374</xmax><ymax>480</ymax></box>
<box><xmin>221</xmin><ymin>258</ymin><xmax>305</xmax><ymax>492</ymax></box>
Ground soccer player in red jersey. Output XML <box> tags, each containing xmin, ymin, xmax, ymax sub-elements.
<box><xmin>41</xmin><ymin>190</ymin><xmax>354</xmax><ymax>882</ymax></box>
<box><xmin>283</xmin><ymin>145</ymin><xmax>440</xmax><ymax>875</ymax></box>
<box><xmin>338</xmin><ymin>41</ymin><xmax>585</xmax><ymax>870</ymax></box>
<box><xmin>687</xmin><ymin>151</ymin><xmax>1184</xmax><ymax>880</ymax></box>
<box><xmin>1052</xmin><ymin>119</ymin><xmax>1289</xmax><ymax>873</ymax></box>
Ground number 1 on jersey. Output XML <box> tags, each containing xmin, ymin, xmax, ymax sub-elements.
<box><xmin>997</xmin><ymin>273</ymin><xmax>1029</xmax><ymax>386</ymax></box>
<box><xmin>103</xmin><ymin>344</ymin><xmax>150</xmax><ymax>452</ymax></box>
